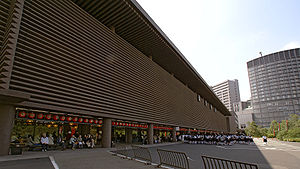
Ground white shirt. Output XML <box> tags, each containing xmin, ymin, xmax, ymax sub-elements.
<box><xmin>41</xmin><ymin>137</ymin><xmax>49</xmax><ymax>144</ymax></box>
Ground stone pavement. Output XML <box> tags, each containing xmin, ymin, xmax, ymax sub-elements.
<box><xmin>1</xmin><ymin>140</ymin><xmax>299</xmax><ymax>169</ymax></box>
<box><xmin>0</xmin><ymin>147</ymin><xmax>157</xmax><ymax>169</ymax></box>
<box><xmin>0</xmin><ymin>142</ymin><xmax>182</xmax><ymax>169</ymax></box>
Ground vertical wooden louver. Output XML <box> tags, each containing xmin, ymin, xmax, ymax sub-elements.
<box><xmin>5</xmin><ymin>0</ymin><xmax>227</xmax><ymax>131</ymax></box>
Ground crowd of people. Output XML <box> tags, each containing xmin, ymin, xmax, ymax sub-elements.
<box><xmin>20</xmin><ymin>131</ymin><xmax>100</xmax><ymax>152</ymax></box>
<box><xmin>180</xmin><ymin>133</ymin><xmax>254</xmax><ymax>146</ymax></box>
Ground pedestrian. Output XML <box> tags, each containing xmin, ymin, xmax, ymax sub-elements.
<box><xmin>262</xmin><ymin>136</ymin><xmax>267</xmax><ymax>144</ymax></box>
<box><xmin>41</xmin><ymin>133</ymin><xmax>49</xmax><ymax>152</ymax></box>
<box><xmin>77</xmin><ymin>135</ymin><xmax>83</xmax><ymax>149</ymax></box>
<box><xmin>70</xmin><ymin>135</ymin><xmax>77</xmax><ymax>150</ymax></box>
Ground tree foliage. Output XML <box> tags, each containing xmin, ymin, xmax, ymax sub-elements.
<box><xmin>244</xmin><ymin>114</ymin><xmax>300</xmax><ymax>141</ymax></box>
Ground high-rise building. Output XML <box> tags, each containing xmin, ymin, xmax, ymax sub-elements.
<box><xmin>212</xmin><ymin>80</ymin><xmax>241</xmax><ymax>112</ymax></box>
<box><xmin>247</xmin><ymin>48</ymin><xmax>300</xmax><ymax>127</ymax></box>
<box><xmin>233</xmin><ymin>100</ymin><xmax>254</xmax><ymax>129</ymax></box>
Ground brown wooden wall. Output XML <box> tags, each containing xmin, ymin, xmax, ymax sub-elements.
<box><xmin>6</xmin><ymin>0</ymin><xmax>226</xmax><ymax>131</ymax></box>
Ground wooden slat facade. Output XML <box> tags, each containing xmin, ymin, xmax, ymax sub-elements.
<box><xmin>2</xmin><ymin>0</ymin><xmax>228</xmax><ymax>131</ymax></box>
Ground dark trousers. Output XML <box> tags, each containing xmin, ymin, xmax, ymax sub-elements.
<box><xmin>42</xmin><ymin>144</ymin><xmax>48</xmax><ymax>151</ymax></box>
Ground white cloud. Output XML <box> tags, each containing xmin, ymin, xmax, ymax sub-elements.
<box><xmin>282</xmin><ymin>41</ymin><xmax>300</xmax><ymax>50</ymax></box>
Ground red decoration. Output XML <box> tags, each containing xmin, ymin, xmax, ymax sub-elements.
<box><xmin>45</xmin><ymin>114</ymin><xmax>52</xmax><ymax>120</ymax></box>
<box><xmin>99</xmin><ymin>120</ymin><xmax>102</xmax><ymax>124</ymax></box>
<box><xmin>60</xmin><ymin>116</ymin><xmax>66</xmax><ymax>121</ymax></box>
<box><xmin>94</xmin><ymin>120</ymin><xmax>98</xmax><ymax>124</ymax></box>
<box><xmin>66</xmin><ymin>116</ymin><xmax>72</xmax><ymax>121</ymax></box>
<box><xmin>112</xmin><ymin>122</ymin><xmax>115</xmax><ymax>125</ymax></box>
<box><xmin>18</xmin><ymin>111</ymin><xmax>26</xmax><ymax>118</ymax></box>
<box><xmin>78</xmin><ymin>118</ymin><xmax>83</xmax><ymax>123</ymax></box>
<box><xmin>53</xmin><ymin>115</ymin><xmax>59</xmax><ymax>120</ymax></box>
<box><xmin>28</xmin><ymin>112</ymin><xmax>35</xmax><ymax>119</ymax></box>
<box><xmin>89</xmin><ymin>119</ymin><xmax>94</xmax><ymax>123</ymax></box>
<box><xmin>37</xmin><ymin>113</ymin><xmax>44</xmax><ymax>119</ymax></box>
<box><xmin>84</xmin><ymin>119</ymin><xmax>89</xmax><ymax>123</ymax></box>
<box><xmin>73</xmin><ymin>117</ymin><xmax>78</xmax><ymax>122</ymax></box>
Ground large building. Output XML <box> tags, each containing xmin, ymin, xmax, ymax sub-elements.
<box><xmin>233</xmin><ymin>100</ymin><xmax>253</xmax><ymax>129</ymax></box>
<box><xmin>0</xmin><ymin>0</ymin><xmax>231</xmax><ymax>155</ymax></box>
<box><xmin>212</xmin><ymin>80</ymin><xmax>241</xmax><ymax>112</ymax></box>
<box><xmin>247</xmin><ymin>48</ymin><xmax>300</xmax><ymax>127</ymax></box>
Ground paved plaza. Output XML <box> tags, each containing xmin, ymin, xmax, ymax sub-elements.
<box><xmin>0</xmin><ymin>139</ymin><xmax>299</xmax><ymax>169</ymax></box>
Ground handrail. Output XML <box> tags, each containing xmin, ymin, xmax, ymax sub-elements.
<box><xmin>157</xmin><ymin>149</ymin><xmax>189</xmax><ymax>169</ymax></box>
<box><xmin>202</xmin><ymin>155</ymin><xmax>259</xmax><ymax>169</ymax></box>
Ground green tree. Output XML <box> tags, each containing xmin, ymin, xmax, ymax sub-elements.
<box><xmin>280</xmin><ymin>120</ymin><xmax>288</xmax><ymax>131</ymax></box>
<box><xmin>259</xmin><ymin>127</ymin><xmax>268</xmax><ymax>137</ymax></box>
<box><xmin>287</xmin><ymin>114</ymin><xmax>300</xmax><ymax>130</ymax></box>
<box><xmin>245</xmin><ymin>121</ymin><xmax>261</xmax><ymax>137</ymax></box>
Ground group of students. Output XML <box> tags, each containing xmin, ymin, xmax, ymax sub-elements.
<box><xmin>180</xmin><ymin>133</ymin><xmax>254</xmax><ymax>146</ymax></box>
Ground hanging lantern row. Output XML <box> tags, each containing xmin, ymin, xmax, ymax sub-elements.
<box><xmin>112</xmin><ymin>122</ymin><xmax>148</xmax><ymax>128</ymax></box>
<box><xmin>179</xmin><ymin>128</ymin><xmax>217</xmax><ymax>133</ymax></box>
<box><xmin>17</xmin><ymin>111</ymin><xmax>102</xmax><ymax>125</ymax></box>
<box><xmin>153</xmin><ymin>126</ymin><xmax>173</xmax><ymax>130</ymax></box>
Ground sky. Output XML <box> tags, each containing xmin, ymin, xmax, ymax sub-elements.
<box><xmin>136</xmin><ymin>0</ymin><xmax>300</xmax><ymax>101</ymax></box>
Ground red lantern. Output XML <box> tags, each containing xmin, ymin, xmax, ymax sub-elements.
<box><xmin>53</xmin><ymin>115</ymin><xmax>59</xmax><ymax>121</ymax></box>
<box><xmin>60</xmin><ymin>116</ymin><xmax>66</xmax><ymax>121</ymax></box>
<box><xmin>84</xmin><ymin>119</ymin><xmax>89</xmax><ymax>123</ymax></box>
<box><xmin>116</xmin><ymin>122</ymin><xmax>119</xmax><ymax>125</ymax></box>
<box><xmin>89</xmin><ymin>119</ymin><xmax>94</xmax><ymax>123</ymax></box>
<box><xmin>99</xmin><ymin>120</ymin><xmax>102</xmax><ymax>124</ymax></box>
<box><xmin>37</xmin><ymin>113</ymin><xmax>44</xmax><ymax>119</ymax></box>
<box><xmin>45</xmin><ymin>114</ymin><xmax>52</xmax><ymax>120</ymax></box>
<box><xmin>66</xmin><ymin>116</ymin><xmax>72</xmax><ymax>121</ymax></box>
<box><xmin>28</xmin><ymin>112</ymin><xmax>35</xmax><ymax>119</ymax></box>
<box><xmin>18</xmin><ymin>111</ymin><xmax>26</xmax><ymax>118</ymax></box>
<box><xmin>112</xmin><ymin>122</ymin><xmax>115</xmax><ymax>125</ymax></box>
<box><xmin>72</xmin><ymin>117</ymin><xmax>78</xmax><ymax>122</ymax></box>
<box><xmin>78</xmin><ymin>118</ymin><xmax>83</xmax><ymax>123</ymax></box>
<box><xmin>94</xmin><ymin>120</ymin><xmax>98</xmax><ymax>124</ymax></box>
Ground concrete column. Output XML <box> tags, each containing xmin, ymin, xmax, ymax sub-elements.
<box><xmin>172</xmin><ymin>127</ymin><xmax>177</xmax><ymax>142</ymax></box>
<box><xmin>125</xmin><ymin>128</ymin><xmax>133</xmax><ymax>144</ymax></box>
<box><xmin>0</xmin><ymin>104</ymin><xmax>16</xmax><ymax>155</ymax></box>
<box><xmin>147</xmin><ymin>123</ymin><xmax>153</xmax><ymax>144</ymax></box>
<box><xmin>102</xmin><ymin>118</ymin><xmax>112</xmax><ymax>148</ymax></box>
<box><xmin>226</xmin><ymin>117</ymin><xmax>230</xmax><ymax>132</ymax></box>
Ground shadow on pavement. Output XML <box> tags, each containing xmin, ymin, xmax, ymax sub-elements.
<box><xmin>147</xmin><ymin>143</ymin><xmax>272</xmax><ymax>169</ymax></box>
<box><xmin>0</xmin><ymin>157</ymin><xmax>54</xmax><ymax>169</ymax></box>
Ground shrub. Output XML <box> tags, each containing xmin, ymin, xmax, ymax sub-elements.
<box><xmin>283</xmin><ymin>138</ymin><xmax>300</xmax><ymax>142</ymax></box>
